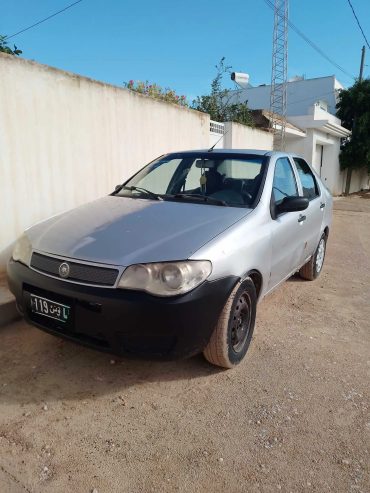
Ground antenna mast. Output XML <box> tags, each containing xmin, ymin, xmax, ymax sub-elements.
<box><xmin>269</xmin><ymin>0</ymin><xmax>288</xmax><ymax>151</ymax></box>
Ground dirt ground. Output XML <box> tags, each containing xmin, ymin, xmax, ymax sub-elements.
<box><xmin>0</xmin><ymin>195</ymin><xmax>369</xmax><ymax>493</ymax></box>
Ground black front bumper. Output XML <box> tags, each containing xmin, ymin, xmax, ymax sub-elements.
<box><xmin>7</xmin><ymin>260</ymin><xmax>238</xmax><ymax>360</ymax></box>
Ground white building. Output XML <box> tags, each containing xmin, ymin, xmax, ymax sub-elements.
<box><xmin>234</xmin><ymin>75</ymin><xmax>343</xmax><ymax>116</ymax></box>
<box><xmin>229</xmin><ymin>76</ymin><xmax>369</xmax><ymax>195</ymax></box>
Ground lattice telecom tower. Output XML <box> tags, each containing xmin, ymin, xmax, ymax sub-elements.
<box><xmin>269</xmin><ymin>0</ymin><xmax>288</xmax><ymax>151</ymax></box>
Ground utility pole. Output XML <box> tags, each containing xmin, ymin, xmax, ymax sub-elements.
<box><xmin>345</xmin><ymin>45</ymin><xmax>366</xmax><ymax>195</ymax></box>
<box><xmin>359</xmin><ymin>45</ymin><xmax>365</xmax><ymax>82</ymax></box>
<box><xmin>269</xmin><ymin>0</ymin><xmax>288</xmax><ymax>151</ymax></box>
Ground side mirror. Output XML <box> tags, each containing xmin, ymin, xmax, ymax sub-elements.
<box><xmin>114</xmin><ymin>184</ymin><xmax>122</xmax><ymax>192</ymax></box>
<box><xmin>276</xmin><ymin>196</ymin><xmax>309</xmax><ymax>214</ymax></box>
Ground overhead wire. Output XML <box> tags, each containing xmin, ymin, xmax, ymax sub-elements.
<box><xmin>4</xmin><ymin>0</ymin><xmax>83</xmax><ymax>40</ymax></box>
<box><xmin>262</xmin><ymin>0</ymin><xmax>355</xmax><ymax>80</ymax></box>
<box><xmin>346</xmin><ymin>0</ymin><xmax>370</xmax><ymax>50</ymax></box>
<box><xmin>288</xmin><ymin>89</ymin><xmax>340</xmax><ymax>106</ymax></box>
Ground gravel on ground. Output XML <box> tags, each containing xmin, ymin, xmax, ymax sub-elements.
<box><xmin>0</xmin><ymin>195</ymin><xmax>369</xmax><ymax>493</ymax></box>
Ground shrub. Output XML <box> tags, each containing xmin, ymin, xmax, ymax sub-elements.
<box><xmin>124</xmin><ymin>80</ymin><xmax>189</xmax><ymax>107</ymax></box>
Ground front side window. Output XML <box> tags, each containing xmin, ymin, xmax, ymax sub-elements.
<box><xmin>293</xmin><ymin>158</ymin><xmax>320</xmax><ymax>200</ymax></box>
<box><xmin>272</xmin><ymin>157</ymin><xmax>298</xmax><ymax>205</ymax></box>
<box><xmin>115</xmin><ymin>153</ymin><xmax>266</xmax><ymax>208</ymax></box>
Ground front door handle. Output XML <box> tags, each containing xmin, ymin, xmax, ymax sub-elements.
<box><xmin>320</xmin><ymin>203</ymin><xmax>326</xmax><ymax>209</ymax></box>
<box><xmin>298</xmin><ymin>214</ymin><xmax>306</xmax><ymax>223</ymax></box>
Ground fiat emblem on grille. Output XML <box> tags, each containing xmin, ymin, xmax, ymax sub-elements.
<box><xmin>59</xmin><ymin>262</ymin><xmax>70</xmax><ymax>279</ymax></box>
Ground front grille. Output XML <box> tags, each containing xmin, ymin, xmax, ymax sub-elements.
<box><xmin>30</xmin><ymin>252</ymin><xmax>119</xmax><ymax>286</ymax></box>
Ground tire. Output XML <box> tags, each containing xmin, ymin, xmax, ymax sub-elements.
<box><xmin>203</xmin><ymin>277</ymin><xmax>257</xmax><ymax>369</ymax></box>
<box><xmin>299</xmin><ymin>233</ymin><xmax>327</xmax><ymax>281</ymax></box>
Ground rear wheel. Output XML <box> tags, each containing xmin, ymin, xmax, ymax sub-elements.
<box><xmin>203</xmin><ymin>278</ymin><xmax>257</xmax><ymax>369</ymax></box>
<box><xmin>299</xmin><ymin>234</ymin><xmax>327</xmax><ymax>281</ymax></box>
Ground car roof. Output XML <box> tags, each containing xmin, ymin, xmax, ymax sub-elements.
<box><xmin>169</xmin><ymin>148</ymin><xmax>269</xmax><ymax>156</ymax></box>
<box><xmin>164</xmin><ymin>149</ymin><xmax>298</xmax><ymax>158</ymax></box>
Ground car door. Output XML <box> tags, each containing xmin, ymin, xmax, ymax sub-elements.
<box><xmin>268</xmin><ymin>157</ymin><xmax>306</xmax><ymax>290</ymax></box>
<box><xmin>292</xmin><ymin>157</ymin><xmax>324</xmax><ymax>263</ymax></box>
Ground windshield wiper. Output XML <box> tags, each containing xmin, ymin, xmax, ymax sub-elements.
<box><xmin>173</xmin><ymin>193</ymin><xmax>227</xmax><ymax>206</ymax></box>
<box><xmin>120</xmin><ymin>186</ymin><xmax>163</xmax><ymax>201</ymax></box>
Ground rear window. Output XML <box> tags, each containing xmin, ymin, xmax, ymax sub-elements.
<box><xmin>217</xmin><ymin>159</ymin><xmax>263</xmax><ymax>180</ymax></box>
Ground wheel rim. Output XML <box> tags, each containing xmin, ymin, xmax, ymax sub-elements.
<box><xmin>315</xmin><ymin>238</ymin><xmax>325</xmax><ymax>273</ymax></box>
<box><xmin>230</xmin><ymin>292</ymin><xmax>252</xmax><ymax>353</ymax></box>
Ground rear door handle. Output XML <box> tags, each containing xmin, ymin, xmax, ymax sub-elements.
<box><xmin>320</xmin><ymin>203</ymin><xmax>326</xmax><ymax>209</ymax></box>
<box><xmin>298</xmin><ymin>214</ymin><xmax>306</xmax><ymax>223</ymax></box>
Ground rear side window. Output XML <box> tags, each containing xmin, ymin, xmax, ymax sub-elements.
<box><xmin>293</xmin><ymin>158</ymin><xmax>320</xmax><ymax>200</ymax></box>
<box><xmin>272</xmin><ymin>157</ymin><xmax>298</xmax><ymax>205</ymax></box>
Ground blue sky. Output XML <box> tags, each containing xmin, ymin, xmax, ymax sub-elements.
<box><xmin>2</xmin><ymin>0</ymin><xmax>369</xmax><ymax>100</ymax></box>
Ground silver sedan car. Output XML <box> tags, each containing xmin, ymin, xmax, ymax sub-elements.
<box><xmin>7</xmin><ymin>149</ymin><xmax>332</xmax><ymax>368</ymax></box>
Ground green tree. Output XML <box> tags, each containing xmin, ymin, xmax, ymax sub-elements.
<box><xmin>0</xmin><ymin>35</ymin><xmax>22</xmax><ymax>56</ymax></box>
<box><xmin>192</xmin><ymin>57</ymin><xmax>253</xmax><ymax>126</ymax></box>
<box><xmin>336</xmin><ymin>79</ymin><xmax>370</xmax><ymax>194</ymax></box>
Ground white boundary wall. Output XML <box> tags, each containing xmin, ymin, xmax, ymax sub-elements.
<box><xmin>346</xmin><ymin>168</ymin><xmax>370</xmax><ymax>194</ymax></box>
<box><xmin>0</xmin><ymin>54</ymin><xmax>210</xmax><ymax>268</ymax></box>
<box><xmin>224</xmin><ymin>122</ymin><xmax>273</xmax><ymax>150</ymax></box>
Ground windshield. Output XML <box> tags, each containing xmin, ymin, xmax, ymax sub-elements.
<box><xmin>115</xmin><ymin>152</ymin><xmax>267</xmax><ymax>208</ymax></box>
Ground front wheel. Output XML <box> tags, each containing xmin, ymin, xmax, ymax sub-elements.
<box><xmin>299</xmin><ymin>233</ymin><xmax>327</xmax><ymax>281</ymax></box>
<box><xmin>203</xmin><ymin>278</ymin><xmax>257</xmax><ymax>369</ymax></box>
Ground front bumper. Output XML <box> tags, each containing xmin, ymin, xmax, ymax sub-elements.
<box><xmin>7</xmin><ymin>260</ymin><xmax>238</xmax><ymax>360</ymax></box>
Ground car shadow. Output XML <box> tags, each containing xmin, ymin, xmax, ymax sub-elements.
<box><xmin>0</xmin><ymin>321</ymin><xmax>223</xmax><ymax>406</ymax></box>
<box><xmin>286</xmin><ymin>273</ymin><xmax>305</xmax><ymax>283</ymax></box>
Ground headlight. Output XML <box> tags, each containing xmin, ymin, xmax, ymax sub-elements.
<box><xmin>118</xmin><ymin>260</ymin><xmax>212</xmax><ymax>296</ymax></box>
<box><xmin>12</xmin><ymin>233</ymin><xmax>32</xmax><ymax>266</ymax></box>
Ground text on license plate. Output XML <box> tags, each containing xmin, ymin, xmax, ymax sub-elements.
<box><xmin>30</xmin><ymin>294</ymin><xmax>71</xmax><ymax>323</ymax></box>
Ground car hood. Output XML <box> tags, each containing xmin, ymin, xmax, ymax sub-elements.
<box><xmin>28</xmin><ymin>196</ymin><xmax>251</xmax><ymax>266</ymax></box>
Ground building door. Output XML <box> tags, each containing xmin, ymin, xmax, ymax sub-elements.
<box><xmin>314</xmin><ymin>143</ymin><xmax>332</xmax><ymax>190</ymax></box>
<box><xmin>314</xmin><ymin>144</ymin><xmax>324</xmax><ymax>176</ymax></box>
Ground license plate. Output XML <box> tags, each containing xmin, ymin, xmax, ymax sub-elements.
<box><xmin>30</xmin><ymin>294</ymin><xmax>71</xmax><ymax>323</ymax></box>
